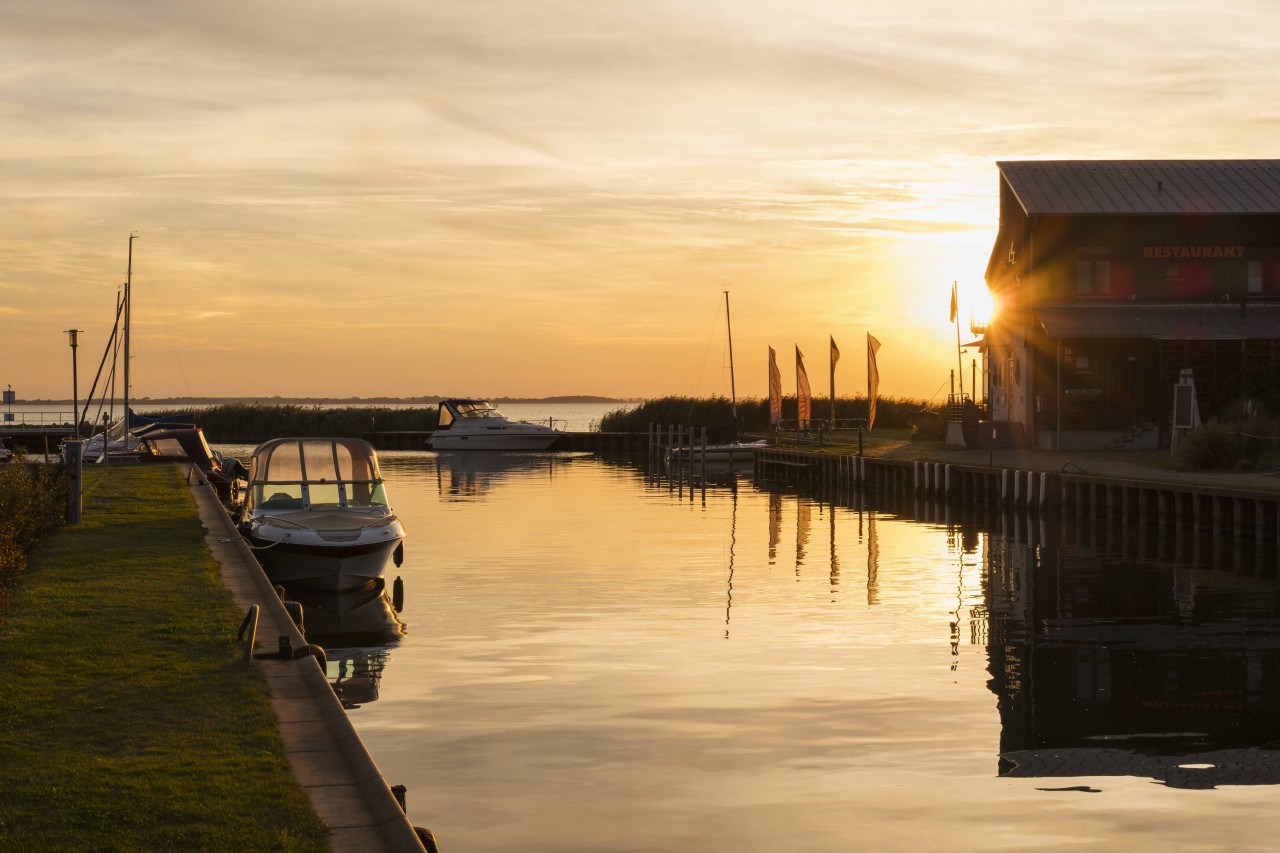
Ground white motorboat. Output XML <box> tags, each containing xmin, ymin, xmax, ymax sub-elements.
<box><xmin>0</xmin><ymin>439</ymin><xmax>12</xmax><ymax>464</ymax></box>
<box><xmin>666</xmin><ymin>439</ymin><xmax>767</xmax><ymax>465</ymax></box>
<box><xmin>426</xmin><ymin>398</ymin><xmax>564</xmax><ymax>451</ymax></box>
<box><xmin>238</xmin><ymin>437</ymin><xmax>405</xmax><ymax>591</ymax></box>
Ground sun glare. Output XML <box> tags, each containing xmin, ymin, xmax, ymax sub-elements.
<box><xmin>966</xmin><ymin>282</ymin><xmax>996</xmax><ymax>332</ymax></box>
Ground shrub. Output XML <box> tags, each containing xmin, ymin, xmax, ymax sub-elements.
<box><xmin>0</xmin><ymin>460</ymin><xmax>68</xmax><ymax>607</ymax></box>
<box><xmin>1174</xmin><ymin>421</ymin><xmax>1240</xmax><ymax>470</ymax></box>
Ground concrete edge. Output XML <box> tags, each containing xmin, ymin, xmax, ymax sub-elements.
<box><xmin>183</xmin><ymin>465</ymin><xmax>426</xmax><ymax>852</ymax></box>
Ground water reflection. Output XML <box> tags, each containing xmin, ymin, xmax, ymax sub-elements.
<box><xmin>986</xmin><ymin>516</ymin><xmax>1280</xmax><ymax>789</ymax></box>
<box><xmin>337</xmin><ymin>454</ymin><xmax>1280</xmax><ymax>850</ymax></box>
<box><xmin>431</xmin><ymin>451</ymin><xmax>583</xmax><ymax>500</ymax></box>
<box><xmin>283</xmin><ymin>580</ymin><xmax>406</xmax><ymax>710</ymax></box>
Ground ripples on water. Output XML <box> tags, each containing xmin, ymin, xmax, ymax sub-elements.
<box><xmin>266</xmin><ymin>450</ymin><xmax>1280</xmax><ymax>852</ymax></box>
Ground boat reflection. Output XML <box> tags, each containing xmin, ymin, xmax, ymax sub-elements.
<box><xmin>326</xmin><ymin>647</ymin><xmax>392</xmax><ymax>710</ymax></box>
<box><xmin>280</xmin><ymin>580</ymin><xmax>406</xmax><ymax>709</ymax></box>
<box><xmin>430</xmin><ymin>450</ymin><xmax>584</xmax><ymax>500</ymax></box>
<box><xmin>986</xmin><ymin>518</ymin><xmax>1280</xmax><ymax>789</ymax></box>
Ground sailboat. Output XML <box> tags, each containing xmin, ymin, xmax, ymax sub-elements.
<box><xmin>667</xmin><ymin>291</ymin><xmax>767</xmax><ymax>465</ymax></box>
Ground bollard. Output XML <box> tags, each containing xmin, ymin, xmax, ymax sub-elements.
<box><xmin>64</xmin><ymin>440</ymin><xmax>83</xmax><ymax>524</ymax></box>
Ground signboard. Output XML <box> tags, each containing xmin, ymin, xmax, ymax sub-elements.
<box><xmin>1</xmin><ymin>389</ymin><xmax>13</xmax><ymax>404</ymax></box>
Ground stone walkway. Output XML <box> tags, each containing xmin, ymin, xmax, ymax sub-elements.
<box><xmin>186</xmin><ymin>469</ymin><xmax>426</xmax><ymax>852</ymax></box>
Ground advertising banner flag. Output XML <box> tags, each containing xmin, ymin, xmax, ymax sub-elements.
<box><xmin>796</xmin><ymin>345</ymin><xmax>811</xmax><ymax>429</ymax></box>
<box><xmin>768</xmin><ymin>346</ymin><xmax>782</xmax><ymax>427</ymax></box>
<box><xmin>867</xmin><ymin>334</ymin><xmax>882</xmax><ymax>431</ymax></box>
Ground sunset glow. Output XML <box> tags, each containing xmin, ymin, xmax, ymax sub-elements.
<box><xmin>3</xmin><ymin>1</ymin><xmax>1276</xmax><ymax>402</ymax></box>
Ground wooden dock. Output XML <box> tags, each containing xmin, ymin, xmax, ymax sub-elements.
<box><xmin>755</xmin><ymin>447</ymin><xmax>1280</xmax><ymax>546</ymax></box>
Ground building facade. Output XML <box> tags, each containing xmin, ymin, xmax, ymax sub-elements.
<box><xmin>984</xmin><ymin>160</ymin><xmax>1280</xmax><ymax>450</ymax></box>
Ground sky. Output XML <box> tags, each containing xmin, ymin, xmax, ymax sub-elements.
<box><xmin>5</xmin><ymin>0</ymin><xmax>1280</xmax><ymax>403</ymax></box>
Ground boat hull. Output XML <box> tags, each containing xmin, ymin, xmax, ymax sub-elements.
<box><xmin>245</xmin><ymin>534</ymin><xmax>402</xmax><ymax>592</ymax></box>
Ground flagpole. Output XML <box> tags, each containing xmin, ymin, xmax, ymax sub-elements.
<box><xmin>954</xmin><ymin>282</ymin><xmax>964</xmax><ymax>400</ymax></box>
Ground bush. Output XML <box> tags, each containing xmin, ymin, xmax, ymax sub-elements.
<box><xmin>0</xmin><ymin>460</ymin><xmax>68</xmax><ymax>606</ymax></box>
<box><xmin>1175</xmin><ymin>421</ymin><xmax>1240</xmax><ymax>470</ymax></box>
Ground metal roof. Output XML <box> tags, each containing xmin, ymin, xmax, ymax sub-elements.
<box><xmin>1035</xmin><ymin>303</ymin><xmax>1280</xmax><ymax>340</ymax></box>
<box><xmin>999</xmin><ymin>160</ymin><xmax>1280</xmax><ymax>216</ymax></box>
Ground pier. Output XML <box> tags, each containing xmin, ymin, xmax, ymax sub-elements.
<box><xmin>753</xmin><ymin>446</ymin><xmax>1280</xmax><ymax>546</ymax></box>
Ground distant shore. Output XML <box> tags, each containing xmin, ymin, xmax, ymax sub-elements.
<box><xmin>18</xmin><ymin>394</ymin><xmax>639</xmax><ymax>406</ymax></box>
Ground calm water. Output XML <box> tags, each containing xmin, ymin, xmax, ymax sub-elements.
<box><xmin>263</xmin><ymin>449</ymin><xmax>1280</xmax><ymax>852</ymax></box>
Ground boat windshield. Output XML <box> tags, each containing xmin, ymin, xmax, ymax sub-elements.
<box><xmin>454</xmin><ymin>401</ymin><xmax>503</xmax><ymax>419</ymax></box>
<box><xmin>248</xmin><ymin>438</ymin><xmax>388</xmax><ymax>510</ymax></box>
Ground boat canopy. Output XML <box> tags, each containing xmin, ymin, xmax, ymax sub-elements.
<box><xmin>249</xmin><ymin>438</ymin><xmax>383</xmax><ymax>485</ymax></box>
<box><xmin>437</xmin><ymin>399</ymin><xmax>504</xmax><ymax>427</ymax></box>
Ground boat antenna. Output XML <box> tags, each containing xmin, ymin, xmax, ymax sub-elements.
<box><xmin>724</xmin><ymin>289</ymin><xmax>737</xmax><ymax>429</ymax></box>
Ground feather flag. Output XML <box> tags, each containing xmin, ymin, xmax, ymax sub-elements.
<box><xmin>796</xmin><ymin>345</ymin><xmax>811</xmax><ymax>429</ymax></box>
<box><xmin>768</xmin><ymin>346</ymin><xmax>783</xmax><ymax>427</ymax></box>
<box><xmin>949</xmin><ymin>281</ymin><xmax>958</xmax><ymax>323</ymax></box>
<box><xmin>829</xmin><ymin>335</ymin><xmax>840</xmax><ymax>426</ymax></box>
<box><xmin>867</xmin><ymin>333</ymin><xmax>882</xmax><ymax>431</ymax></box>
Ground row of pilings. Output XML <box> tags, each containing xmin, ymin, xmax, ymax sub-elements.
<box><xmin>754</xmin><ymin>447</ymin><xmax>1280</xmax><ymax>545</ymax></box>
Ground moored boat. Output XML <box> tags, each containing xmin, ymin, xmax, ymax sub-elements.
<box><xmin>238</xmin><ymin>437</ymin><xmax>405</xmax><ymax>591</ymax></box>
<box><xmin>426</xmin><ymin>398</ymin><xmax>564</xmax><ymax>451</ymax></box>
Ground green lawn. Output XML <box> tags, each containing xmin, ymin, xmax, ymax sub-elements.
<box><xmin>0</xmin><ymin>465</ymin><xmax>328</xmax><ymax>852</ymax></box>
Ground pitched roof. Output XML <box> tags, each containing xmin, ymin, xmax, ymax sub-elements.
<box><xmin>999</xmin><ymin>160</ymin><xmax>1280</xmax><ymax>216</ymax></box>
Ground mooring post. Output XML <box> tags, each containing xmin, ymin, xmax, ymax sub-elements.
<box><xmin>64</xmin><ymin>439</ymin><xmax>83</xmax><ymax>524</ymax></box>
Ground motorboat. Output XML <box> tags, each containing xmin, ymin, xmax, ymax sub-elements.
<box><xmin>238</xmin><ymin>437</ymin><xmax>405</xmax><ymax>591</ymax></box>
<box><xmin>426</xmin><ymin>398</ymin><xmax>564</xmax><ymax>451</ymax></box>
<box><xmin>0</xmin><ymin>439</ymin><xmax>11</xmax><ymax>464</ymax></box>
<box><xmin>666</xmin><ymin>439</ymin><xmax>767</xmax><ymax>465</ymax></box>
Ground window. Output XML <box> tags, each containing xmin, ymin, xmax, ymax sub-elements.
<box><xmin>1077</xmin><ymin>249</ymin><xmax>1112</xmax><ymax>296</ymax></box>
<box><xmin>1249</xmin><ymin>261</ymin><xmax>1263</xmax><ymax>294</ymax></box>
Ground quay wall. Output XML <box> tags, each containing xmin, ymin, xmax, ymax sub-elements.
<box><xmin>753</xmin><ymin>447</ymin><xmax>1280</xmax><ymax>546</ymax></box>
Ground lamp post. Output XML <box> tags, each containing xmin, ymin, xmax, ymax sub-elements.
<box><xmin>65</xmin><ymin>329</ymin><xmax>82</xmax><ymax>439</ymax></box>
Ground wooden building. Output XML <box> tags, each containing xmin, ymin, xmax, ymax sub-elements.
<box><xmin>984</xmin><ymin>160</ymin><xmax>1280</xmax><ymax>449</ymax></box>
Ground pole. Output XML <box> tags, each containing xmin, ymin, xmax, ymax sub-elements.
<box><xmin>954</xmin><ymin>282</ymin><xmax>964</xmax><ymax>399</ymax></box>
<box><xmin>65</xmin><ymin>329</ymin><xmax>83</xmax><ymax>439</ymax></box>
<box><xmin>123</xmin><ymin>233</ymin><xmax>135</xmax><ymax>434</ymax></box>
<box><xmin>724</xmin><ymin>290</ymin><xmax>737</xmax><ymax>436</ymax></box>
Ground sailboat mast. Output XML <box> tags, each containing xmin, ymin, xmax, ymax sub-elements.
<box><xmin>123</xmin><ymin>234</ymin><xmax>134</xmax><ymax>432</ymax></box>
<box><xmin>724</xmin><ymin>289</ymin><xmax>737</xmax><ymax>421</ymax></box>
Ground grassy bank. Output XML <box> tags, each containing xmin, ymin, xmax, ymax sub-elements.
<box><xmin>0</xmin><ymin>465</ymin><xmax>328</xmax><ymax>851</ymax></box>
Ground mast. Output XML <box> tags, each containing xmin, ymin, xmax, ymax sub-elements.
<box><xmin>123</xmin><ymin>234</ymin><xmax>135</xmax><ymax>432</ymax></box>
<box><xmin>724</xmin><ymin>290</ymin><xmax>737</xmax><ymax>428</ymax></box>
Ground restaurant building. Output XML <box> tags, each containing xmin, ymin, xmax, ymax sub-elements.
<box><xmin>984</xmin><ymin>160</ymin><xmax>1280</xmax><ymax>449</ymax></box>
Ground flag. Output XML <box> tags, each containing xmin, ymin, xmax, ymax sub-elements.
<box><xmin>768</xmin><ymin>346</ymin><xmax>783</xmax><ymax>427</ymax></box>
<box><xmin>796</xmin><ymin>345</ymin><xmax>811</xmax><ymax>429</ymax></box>
<box><xmin>867</xmin><ymin>333</ymin><xmax>881</xmax><ymax>431</ymax></box>
<box><xmin>829</xmin><ymin>335</ymin><xmax>840</xmax><ymax>426</ymax></box>
<box><xmin>949</xmin><ymin>282</ymin><xmax>958</xmax><ymax>323</ymax></box>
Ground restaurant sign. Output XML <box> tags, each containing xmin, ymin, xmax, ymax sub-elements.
<box><xmin>1143</xmin><ymin>245</ymin><xmax>1245</xmax><ymax>259</ymax></box>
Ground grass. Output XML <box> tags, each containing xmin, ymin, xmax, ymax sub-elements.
<box><xmin>0</xmin><ymin>465</ymin><xmax>329</xmax><ymax>852</ymax></box>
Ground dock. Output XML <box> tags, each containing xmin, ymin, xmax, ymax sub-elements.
<box><xmin>754</xmin><ymin>446</ymin><xmax>1280</xmax><ymax>546</ymax></box>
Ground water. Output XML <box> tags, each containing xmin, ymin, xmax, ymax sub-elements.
<box><xmin>266</xmin><ymin>449</ymin><xmax>1280</xmax><ymax>852</ymax></box>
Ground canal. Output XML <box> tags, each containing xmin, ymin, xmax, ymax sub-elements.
<box><xmin>242</xmin><ymin>447</ymin><xmax>1280</xmax><ymax>851</ymax></box>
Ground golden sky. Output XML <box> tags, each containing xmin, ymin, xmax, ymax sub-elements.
<box><xmin>4</xmin><ymin>0</ymin><xmax>1277</xmax><ymax>401</ymax></box>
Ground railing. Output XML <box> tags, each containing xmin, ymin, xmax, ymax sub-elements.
<box><xmin>1</xmin><ymin>410</ymin><xmax>76</xmax><ymax>427</ymax></box>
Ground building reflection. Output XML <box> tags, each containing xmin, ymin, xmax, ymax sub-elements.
<box><xmin>984</xmin><ymin>516</ymin><xmax>1280</xmax><ymax>789</ymax></box>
